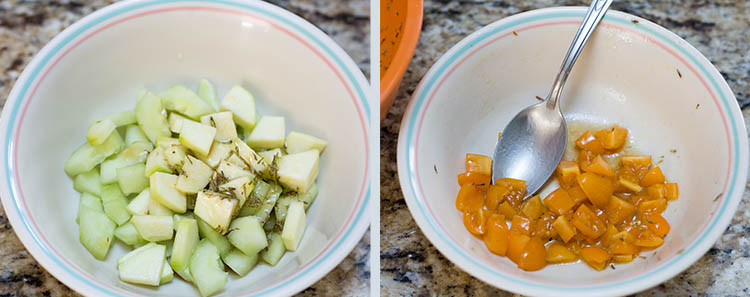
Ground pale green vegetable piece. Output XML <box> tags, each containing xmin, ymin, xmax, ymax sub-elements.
<box><xmin>221</xmin><ymin>248</ymin><xmax>258</xmax><ymax>276</ymax></box>
<box><xmin>297</xmin><ymin>183</ymin><xmax>318</xmax><ymax>211</ymax></box>
<box><xmin>227</xmin><ymin>216</ymin><xmax>267</xmax><ymax>256</ymax></box>
<box><xmin>73</xmin><ymin>168</ymin><xmax>101</xmax><ymax>195</ymax></box>
<box><xmin>100</xmin><ymin>142</ymin><xmax>151</xmax><ymax>184</ymax></box>
<box><xmin>197</xmin><ymin>79</ymin><xmax>220</xmax><ymax>112</ymax></box>
<box><xmin>173</xmin><ymin>213</ymin><xmax>194</xmax><ymax>230</ymax></box>
<box><xmin>124</xmin><ymin>125</ymin><xmax>152</xmax><ymax>148</ymax></box>
<box><xmin>281</xmin><ymin>201</ymin><xmax>306</xmax><ymax>251</ymax></box>
<box><xmin>135</xmin><ymin>91</ymin><xmax>171</xmax><ymax>144</ymax></box>
<box><xmin>145</xmin><ymin>147</ymin><xmax>172</xmax><ymax>177</ymax></box>
<box><xmin>117</xmin><ymin>163</ymin><xmax>148</xmax><ymax>195</ymax></box>
<box><xmin>239</xmin><ymin>179</ymin><xmax>270</xmax><ymax>217</ymax></box>
<box><xmin>157</xmin><ymin>137</ymin><xmax>181</xmax><ymax>149</ymax></box>
<box><xmin>189</xmin><ymin>239</ymin><xmax>228</xmax><ymax>297</ymax></box>
<box><xmin>107</xmin><ymin>110</ymin><xmax>137</xmax><ymax>127</ymax></box>
<box><xmin>261</xmin><ymin>232</ymin><xmax>285</xmax><ymax>266</ymax></box>
<box><xmin>76</xmin><ymin>192</ymin><xmax>103</xmax><ymax>224</ymax></box>
<box><xmin>200</xmin><ymin>112</ymin><xmax>237</xmax><ymax>142</ymax></box>
<box><xmin>258</xmin><ymin>148</ymin><xmax>282</xmax><ymax>163</ymax></box>
<box><xmin>132</xmin><ymin>214</ymin><xmax>174</xmax><ymax>242</ymax></box>
<box><xmin>218</xmin><ymin>175</ymin><xmax>254</xmax><ymax>207</ymax></box>
<box><xmin>160</xmin><ymin>85</ymin><xmax>214</xmax><ymax>120</ymax></box>
<box><xmin>171</xmin><ymin>218</ymin><xmax>199</xmax><ymax>271</ymax></box>
<box><xmin>64</xmin><ymin>130</ymin><xmax>123</xmax><ymax>176</ymax></box>
<box><xmin>160</xmin><ymin>261</ymin><xmax>174</xmax><ymax>284</ymax></box>
<box><xmin>176</xmin><ymin>156</ymin><xmax>213</xmax><ymax>194</ymax></box>
<box><xmin>277</xmin><ymin>150</ymin><xmax>319</xmax><ymax>193</ymax></box>
<box><xmin>200</xmin><ymin>141</ymin><xmax>233</xmax><ymax>168</ymax></box>
<box><xmin>163</xmin><ymin>143</ymin><xmax>188</xmax><ymax>171</ymax></box>
<box><xmin>149</xmin><ymin>198</ymin><xmax>175</xmax><ymax>216</ymax></box>
<box><xmin>215</xmin><ymin>159</ymin><xmax>252</xmax><ymax>181</ymax></box>
<box><xmin>168</xmin><ymin>112</ymin><xmax>194</xmax><ymax>134</ymax></box>
<box><xmin>275</xmin><ymin>195</ymin><xmax>293</xmax><ymax>224</ymax></box>
<box><xmin>220</xmin><ymin>85</ymin><xmax>257</xmax><ymax>130</ymax></box>
<box><xmin>234</xmin><ymin>139</ymin><xmax>270</xmax><ymax>176</ymax></box>
<box><xmin>150</xmin><ymin>172</ymin><xmax>186</xmax><ymax>213</ymax></box>
<box><xmin>100</xmin><ymin>184</ymin><xmax>131</xmax><ymax>226</ymax></box>
<box><xmin>127</xmin><ymin>188</ymin><xmax>151</xmax><ymax>215</ymax></box>
<box><xmin>114</xmin><ymin>222</ymin><xmax>147</xmax><ymax>247</ymax></box>
<box><xmin>253</xmin><ymin>183</ymin><xmax>281</xmax><ymax>223</ymax></box>
<box><xmin>117</xmin><ymin>242</ymin><xmax>166</xmax><ymax>286</ymax></box>
<box><xmin>247</xmin><ymin>116</ymin><xmax>285</xmax><ymax>149</ymax></box>
<box><xmin>196</xmin><ymin>218</ymin><xmax>231</xmax><ymax>256</ymax></box>
<box><xmin>87</xmin><ymin>118</ymin><xmax>116</xmax><ymax>145</ymax></box>
<box><xmin>175</xmin><ymin>266</ymin><xmax>194</xmax><ymax>283</ymax></box>
<box><xmin>285</xmin><ymin>131</ymin><xmax>327</xmax><ymax>154</ymax></box>
<box><xmin>194</xmin><ymin>191</ymin><xmax>238</xmax><ymax>235</ymax></box>
<box><xmin>179</xmin><ymin>120</ymin><xmax>216</xmax><ymax>157</ymax></box>
<box><xmin>79</xmin><ymin>208</ymin><xmax>116</xmax><ymax>260</ymax></box>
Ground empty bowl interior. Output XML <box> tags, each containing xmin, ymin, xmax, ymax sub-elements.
<box><xmin>10</xmin><ymin>4</ymin><xmax>367</xmax><ymax>296</ymax></box>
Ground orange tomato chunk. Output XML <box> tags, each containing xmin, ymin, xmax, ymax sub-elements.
<box><xmin>465</xmin><ymin>153</ymin><xmax>492</xmax><ymax>176</ymax></box>
<box><xmin>552</xmin><ymin>215</ymin><xmax>576</xmax><ymax>243</ymax></box>
<box><xmin>594</xmin><ymin>125</ymin><xmax>628</xmax><ymax>150</ymax></box>
<box><xmin>605</xmin><ymin>196</ymin><xmax>636</xmax><ymax>225</ymax></box>
<box><xmin>521</xmin><ymin>195</ymin><xmax>545</xmax><ymax>220</ymax></box>
<box><xmin>665</xmin><ymin>183</ymin><xmax>679</xmax><ymax>200</ymax></box>
<box><xmin>517</xmin><ymin>236</ymin><xmax>547</xmax><ymax>271</ymax></box>
<box><xmin>638</xmin><ymin>198</ymin><xmax>667</xmax><ymax>214</ymax></box>
<box><xmin>510</xmin><ymin>215</ymin><xmax>534</xmax><ymax>236</ymax></box>
<box><xmin>577</xmin><ymin>172</ymin><xmax>614</xmax><ymax>208</ymax></box>
<box><xmin>456</xmin><ymin>184</ymin><xmax>484</xmax><ymax>212</ymax></box>
<box><xmin>583</xmin><ymin>155</ymin><xmax>616</xmax><ymax>177</ymax></box>
<box><xmin>572</xmin><ymin>204</ymin><xmax>607</xmax><ymax>239</ymax></box>
<box><xmin>483</xmin><ymin>214</ymin><xmax>510</xmax><ymax>256</ymax></box>
<box><xmin>506</xmin><ymin>231</ymin><xmax>531</xmax><ymax>264</ymax></box>
<box><xmin>557</xmin><ymin>160</ymin><xmax>580</xmax><ymax>188</ymax></box>
<box><xmin>643</xmin><ymin>214</ymin><xmax>670</xmax><ymax>237</ymax></box>
<box><xmin>581</xmin><ymin>246</ymin><xmax>611</xmax><ymax>270</ymax></box>
<box><xmin>546</xmin><ymin>242</ymin><xmax>578</xmax><ymax>263</ymax></box>
<box><xmin>457</xmin><ymin>172</ymin><xmax>491</xmax><ymax>188</ymax></box>
<box><xmin>463</xmin><ymin>208</ymin><xmax>487</xmax><ymax>236</ymax></box>
<box><xmin>575</xmin><ymin>131</ymin><xmax>607</xmax><ymax>154</ymax></box>
<box><xmin>486</xmin><ymin>184</ymin><xmax>509</xmax><ymax>211</ymax></box>
<box><xmin>497</xmin><ymin>201</ymin><xmax>517</xmax><ymax>219</ymax></box>
<box><xmin>640</xmin><ymin>166</ymin><xmax>666</xmax><ymax>187</ymax></box>
<box><xmin>544</xmin><ymin>188</ymin><xmax>576</xmax><ymax>215</ymax></box>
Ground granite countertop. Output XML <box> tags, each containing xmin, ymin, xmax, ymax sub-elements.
<box><xmin>0</xmin><ymin>0</ymin><xmax>369</xmax><ymax>296</ymax></box>
<box><xmin>381</xmin><ymin>1</ymin><xmax>750</xmax><ymax>296</ymax></box>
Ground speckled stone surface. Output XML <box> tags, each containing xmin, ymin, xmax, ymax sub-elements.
<box><xmin>381</xmin><ymin>1</ymin><xmax>749</xmax><ymax>296</ymax></box>
<box><xmin>0</xmin><ymin>0</ymin><xmax>369</xmax><ymax>296</ymax></box>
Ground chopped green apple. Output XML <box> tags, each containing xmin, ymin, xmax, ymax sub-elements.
<box><xmin>176</xmin><ymin>156</ymin><xmax>213</xmax><ymax>194</ymax></box>
<box><xmin>215</xmin><ymin>159</ymin><xmax>252</xmax><ymax>181</ymax></box>
<box><xmin>107</xmin><ymin>110</ymin><xmax>137</xmax><ymax>127</ymax></box>
<box><xmin>160</xmin><ymin>261</ymin><xmax>174</xmax><ymax>285</ymax></box>
<box><xmin>201</xmin><ymin>141</ymin><xmax>233</xmax><ymax>168</ymax></box>
<box><xmin>201</xmin><ymin>112</ymin><xmax>237</xmax><ymax>142</ymax></box>
<box><xmin>194</xmin><ymin>191</ymin><xmax>238</xmax><ymax>234</ymax></box>
<box><xmin>100</xmin><ymin>184</ymin><xmax>131</xmax><ymax>226</ymax></box>
<box><xmin>179</xmin><ymin>120</ymin><xmax>216</xmax><ymax>157</ymax></box>
<box><xmin>197</xmin><ymin>218</ymin><xmax>231</xmax><ymax>256</ymax></box>
<box><xmin>285</xmin><ymin>131</ymin><xmax>327</xmax><ymax>154</ymax></box>
<box><xmin>189</xmin><ymin>239</ymin><xmax>228</xmax><ymax>297</ymax></box>
<box><xmin>135</xmin><ymin>91</ymin><xmax>171</xmax><ymax>144</ymax></box>
<box><xmin>218</xmin><ymin>175</ymin><xmax>254</xmax><ymax>207</ymax></box>
<box><xmin>227</xmin><ymin>216</ymin><xmax>267</xmax><ymax>256</ymax></box>
<box><xmin>127</xmin><ymin>188</ymin><xmax>151</xmax><ymax>215</ymax></box>
<box><xmin>117</xmin><ymin>163</ymin><xmax>148</xmax><ymax>195</ymax></box>
<box><xmin>171</xmin><ymin>218</ymin><xmax>199</xmax><ymax>271</ymax></box>
<box><xmin>261</xmin><ymin>232</ymin><xmax>285</xmax><ymax>266</ymax></box>
<box><xmin>281</xmin><ymin>200</ymin><xmax>306</xmax><ymax>251</ymax></box>
<box><xmin>197</xmin><ymin>79</ymin><xmax>220</xmax><ymax>112</ymax></box>
<box><xmin>258</xmin><ymin>148</ymin><xmax>283</xmax><ymax>163</ymax></box>
<box><xmin>277</xmin><ymin>150</ymin><xmax>319</xmax><ymax>193</ymax></box>
<box><xmin>220</xmin><ymin>85</ymin><xmax>256</xmax><ymax>130</ymax></box>
<box><xmin>160</xmin><ymin>85</ymin><xmax>214</xmax><ymax>120</ymax></box>
<box><xmin>117</xmin><ymin>242</ymin><xmax>166</xmax><ymax>286</ymax></box>
<box><xmin>114</xmin><ymin>222</ymin><xmax>147</xmax><ymax>247</ymax></box>
<box><xmin>149</xmin><ymin>199</ymin><xmax>174</xmax><ymax>216</ymax></box>
<box><xmin>221</xmin><ymin>248</ymin><xmax>258</xmax><ymax>276</ymax></box>
<box><xmin>247</xmin><ymin>116</ymin><xmax>285</xmax><ymax>149</ymax></box>
<box><xmin>79</xmin><ymin>208</ymin><xmax>116</xmax><ymax>260</ymax></box>
<box><xmin>73</xmin><ymin>168</ymin><xmax>101</xmax><ymax>195</ymax></box>
<box><xmin>87</xmin><ymin>118</ymin><xmax>116</xmax><ymax>145</ymax></box>
<box><xmin>145</xmin><ymin>147</ymin><xmax>171</xmax><ymax>177</ymax></box>
<box><xmin>124</xmin><ymin>125</ymin><xmax>153</xmax><ymax>149</ymax></box>
<box><xmin>150</xmin><ymin>172</ymin><xmax>186</xmax><ymax>213</ymax></box>
<box><xmin>64</xmin><ymin>130</ymin><xmax>123</xmax><ymax>176</ymax></box>
<box><xmin>132</xmin><ymin>214</ymin><xmax>174</xmax><ymax>242</ymax></box>
<box><xmin>168</xmin><ymin>112</ymin><xmax>195</xmax><ymax>134</ymax></box>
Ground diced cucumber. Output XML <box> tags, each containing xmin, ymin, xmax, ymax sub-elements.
<box><xmin>145</xmin><ymin>147</ymin><xmax>171</xmax><ymax>177</ymax></box>
<box><xmin>100</xmin><ymin>184</ymin><xmax>131</xmax><ymax>226</ymax></box>
<box><xmin>218</xmin><ymin>175</ymin><xmax>254</xmax><ymax>207</ymax></box>
<box><xmin>149</xmin><ymin>198</ymin><xmax>175</xmax><ymax>216</ymax></box>
<box><xmin>127</xmin><ymin>188</ymin><xmax>151</xmax><ymax>215</ymax></box>
<box><xmin>175</xmin><ymin>266</ymin><xmax>193</xmax><ymax>283</ymax></box>
<box><xmin>160</xmin><ymin>260</ymin><xmax>174</xmax><ymax>284</ymax></box>
<box><xmin>189</xmin><ymin>239</ymin><xmax>228</xmax><ymax>297</ymax></box>
<box><xmin>196</xmin><ymin>218</ymin><xmax>231</xmax><ymax>256</ymax></box>
<box><xmin>297</xmin><ymin>183</ymin><xmax>318</xmax><ymax>211</ymax></box>
<box><xmin>171</xmin><ymin>218</ymin><xmax>199</xmax><ymax>271</ymax></box>
<box><xmin>117</xmin><ymin>242</ymin><xmax>166</xmax><ymax>286</ymax></box>
<box><xmin>173</xmin><ymin>213</ymin><xmax>194</xmax><ymax>230</ymax></box>
<box><xmin>179</xmin><ymin>120</ymin><xmax>216</xmax><ymax>157</ymax></box>
<box><xmin>285</xmin><ymin>131</ymin><xmax>327</xmax><ymax>154</ymax></box>
<box><xmin>239</xmin><ymin>179</ymin><xmax>270</xmax><ymax>217</ymax></box>
<box><xmin>157</xmin><ymin>137</ymin><xmax>181</xmax><ymax>149</ymax></box>
<box><xmin>201</xmin><ymin>141</ymin><xmax>233</xmax><ymax>168</ymax></box>
<box><xmin>160</xmin><ymin>85</ymin><xmax>214</xmax><ymax>120</ymax></box>
<box><xmin>77</xmin><ymin>192</ymin><xmax>103</xmax><ymax>224</ymax></box>
<box><xmin>135</xmin><ymin>91</ymin><xmax>171</xmax><ymax>144</ymax></box>
<box><xmin>263</xmin><ymin>214</ymin><xmax>276</xmax><ymax>232</ymax></box>
<box><xmin>163</xmin><ymin>144</ymin><xmax>188</xmax><ymax>171</ymax></box>
<box><xmin>100</xmin><ymin>142</ymin><xmax>151</xmax><ymax>184</ymax></box>
<box><xmin>281</xmin><ymin>200</ymin><xmax>306</xmax><ymax>251</ymax></box>
<box><xmin>274</xmin><ymin>195</ymin><xmax>293</xmax><ymax>224</ymax></box>
<box><xmin>132</xmin><ymin>215</ymin><xmax>174</xmax><ymax>242</ymax></box>
<box><xmin>261</xmin><ymin>232</ymin><xmax>285</xmax><ymax>266</ymax></box>
<box><xmin>258</xmin><ymin>148</ymin><xmax>282</xmax><ymax>163</ymax></box>
<box><xmin>176</xmin><ymin>156</ymin><xmax>212</xmax><ymax>194</ymax></box>
<box><xmin>215</xmin><ymin>160</ymin><xmax>252</xmax><ymax>181</ymax></box>
<box><xmin>107</xmin><ymin>110</ymin><xmax>137</xmax><ymax>127</ymax></box>
<box><xmin>87</xmin><ymin>119</ymin><xmax>116</xmax><ymax>145</ymax></box>
<box><xmin>275</xmin><ymin>183</ymin><xmax>319</xmax><ymax>220</ymax></box>
<box><xmin>253</xmin><ymin>183</ymin><xmax>282</xmax><ymax>224</ymax></box>
<box><xmin>227</xmin><ymin>216</ymin><xmax>267</xmax><ymax>256</ymax></box>
<box><xmin>117</xmin><ymin>163</ymin><xmax>148</xmax><ymax>195</ymax></box>
<box><xmin>220</xmin><ymin>85</ymin><xmax>257</xmax><ymax>130</ymax></box>
<box><xmin>197</xmin><ymin>79</ymin><xmax>220</xmax><ymax>112</ymax></box>
<box><xmin>194</xmin><ymin>191</ymin><xmax>238</xmax><ymax>234</ymax></box>
<box><xmin>64</xmin><ymin>130</ymin><xmax>123</xmax><ymax>176</ymax></box>
<box><xmin>221</xmin><ymin>248</ymin><xmax>258</xmax><ymax>276</ymax></box>
<box><xmin>200</xmin><ymin>112</ymin><xmax>237</xmax><ymax>142</ymax></box>
<box><xmin>73</xmin><ymin>168</ymin><xmax>101</xmax><ymax>195</ymax></box>
<box><xmin>150</xmin><ymin>172</ymin><xmax>186</xmax><ymax>213</ymax></box>
<box><xmin>114</xmin><ymin>222</ymin><xmax>147</xmax><ymax>247</ymax></box>
<box><xmin>277</xmin><ymin>150</ymin><xmax>319</xmax><ymax>193</ymax></box>
<box><xmin>168</xmin><ymin>112</ymin><xmax>194</xmax><ymax>134</ymax></box>
<box><xmin>247</xmin><ymin>116</ymin><xmax>285</xmax><ymax>149</ymax></box>
<box><xmin>234</xmin><ymin>140</ymin><xmax>270</xmax><ymax>176</ymax></box>
<box><xmin>124</xmin><ymin>125</ymin><xmax>152</xmax><ymax>148</ymax></box>
<box><xmin>79</xmin><ymin>208</ymin><xmax>116</xmax><ymax>260</ymax></box>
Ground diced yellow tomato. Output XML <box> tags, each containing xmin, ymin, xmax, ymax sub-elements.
<box><xmin>456</xmin><ymin>184</ymin><xmax>484</xmax><ymax>212</ymax></box>
<box><xmin>577</xmin><ymin>173</ymin><xmax>614</xmax><ymax>209</ymax></box>
<box><xmin>638</xmin><ymin>199</ymin><xmax>667</xmax><ymax>214</ymax></box>
<box><xmin>557</xmin><ymin>160</ymin><xmax>580</xmax><ymax>188</ymax></box>
<box><xmin>611</xmin><ymin>231</ymin><xmax>635</xmax><ymax>243</ymax></box>
<box><xmin>634</xmin><ymin>231</ymin><xmax>664</xmax><ymax>248</ymax></box>
<box><xmin>497</xmin><ymin>201</ymin><xmax>517</xmax><ymax>219</ymax></box>
<box><xmin>510</xmin><ymin>215</ymin><xmax>533</xmax><ymax>236</ymax></box>
<box><xmin>457</xmin><ymin>172</ymin><xmax>491</xmax><ymax>189</ymax></box>
<box><xmin>572</xmin><ymin>204</ymin><xmax>607</xmax><ymax>239</ymax></box>
<box><xmin>495</xmin><ymin>178</ymin><xmax>526</xmax><ymax>193</ymax></box>
<box><xmin>506</xmin><ymin>231</ymin><xmax>531</xmax><ymax>264</ymax></box>
<box><xmin>463</xmin><ymin>208</ymin><xmax>487</xmax><ymax>236</ymax></box>
<box><xmin>647</xmin><ymin>184</ymin><xmax>667</xmax><ymax>200</ymax></box>
<box><xmin>640</xmin><ymin>166</ymin><xmax>666</xmax><ymax>187</ymax></box>
<box><xmin>517</xmin><ymin>236</ymin><xmax>547</xmax><ymax>271</ymax></box>
<box><xmin>483</xmin><ymin>214</ymin><xmax>510</xmax><ymax>256</ymax></box>
<box><xmin>581</xmin><ymin>246</ymin><xmax>611</xmax><ymax>270</ymax></box>
<box><xmin>544</xmin><ymin>188</ymin><xmax>576</xmax><ymax>215</ymax></box>
<box><xmin>521</xmin><ymin>195</ymin><xmax>545</xmax><ymax>220</ymax></box>
<box><xmin>643</xmin><ymin>213</ymin><xmax>670</xmax><ymax>238</ymax></box>
<box><xmin>594</xmin><ymin>125</ymin><xmax>628</xmax><ymax>150</ymax></box>
<box><xmin>621</xmin><ymin>156</ymin><xmax>652</xmax><ymax>178</ymax></box>
<box><xmin>552</xmin><ymin>215</ymin><xmax>576</xmax><ymax>243</ymax></box>
<box><xmin>534</xmin><ymin>213</ymin><xmax>556</xmax><ymax>241</ymax></box>
<box><xmin>605</xmin><ymin>196</ymin><xmax>636</xmax><ymax>225</ymax></box>
<box><xmin>486</xmin><ymin>184</ymin><xmax>509</xmax><ymax>211</ymax></box>
<box><xmin>578</xmin><ymin>150</ymin><xmax>596</xmax><ymax>170</ymax></box>
<box><xmin>583</xmin><ymin>155</ymin><xmax>616</xmax><ymax>177</ymax></box>
<box><xmin>616</xmin><ymin>173</ymin><xmax>642</xmax><ymax>193</ymax></box>
<box><xmin>612</xmin><ymin>254</ymin><xmax>634</xmax><ymax>264</ymax></box>
<box><xmin>665</xmin><ymin>183</ymin><xmax>679</xmax><ymax>201</ymax></box>
<box><xmin>576</xmin><ymin>131</ymin><xmax>607</xmax><ymax>154</ymax></box>
<box><xmin>567</xmin><ymin>183</ymin><xmax>588</xmax><ymax>205</ymax></box>
<box><xmin>609</xmin><ymin>242</ymin><xmax>639</xmax><ymax>255</ymax></box>
<box><xmin>546</xmin><ymin>242</ymin><xmax>578</xmax><ymax>263</ymax></box>
<box><xmin>466</xmin><ymin>153</ymin><xmax>492</xmax><ymax>176</ymax></box>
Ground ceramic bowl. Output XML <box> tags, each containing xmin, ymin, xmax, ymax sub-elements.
<box><xmin>397</xmin><ymin>7</ymin><xmax>747</xmax><ymax>297</ymax></box>
<box><xmin>0</xmin><ymin>1</ymin><xmax>371</xmax><ymax>296</ymax></box>
<box><xmin>380</xmin><ymin>0</ymin><xmax>423</xmax><ymax>120</ymax></box>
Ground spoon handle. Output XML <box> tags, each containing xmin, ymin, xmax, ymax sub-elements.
<box><xmin>546</xmin><ymin>0</ymin><xmax>614</xmax><ymax>109</ymax></box>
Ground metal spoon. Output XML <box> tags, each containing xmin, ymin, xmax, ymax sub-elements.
<box><xmin>491</xmin><ymin>0</ymin><xmax>614</xmax><ymax>197</ymax></box>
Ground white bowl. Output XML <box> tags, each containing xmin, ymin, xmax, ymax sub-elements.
<box><xmin>397</xmin><ymin>7</ymin><xmax>747</xmax><ymax>297</ymax></box>
<box><xmin>0</xmin><ymin>1</ymin><xmax>371</xmax><ymax>296</ymax></box>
